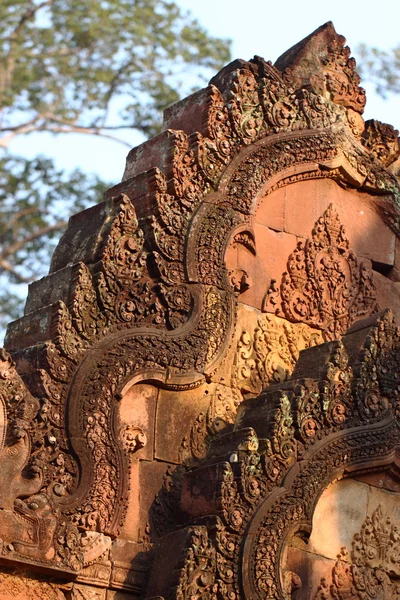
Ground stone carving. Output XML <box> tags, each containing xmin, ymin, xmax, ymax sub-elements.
<box><xmin>1</xmin><ymin>21</ymin><xmax>400</xmax><ymax>599</ymax></box>
<box><xmin>229</xmin><ymin>69</ymin><xmax>266</xmax><ymax>144</ymax></box>
<box><xmin>13</xmin><ymin>24</ymin><xmax>396</xmax><ymax>553</ymax></box>
<box><xmin>0</xmin><ymin>570</ymin><xmax>66</xmax><ymax>599</ymax></box>
<box><xmin>362</xmin><ymin>119</ymin><xmax>400</xmax><ymax>167</ymax></box>
<box><xmin>191</xmin><ymin>204</ymin><xmax>242</xmax><ymax>287</ymax></box>
<box><xmin>234</xmin><ymin>314</ymin><xmax>323</xmax><ymax>395</ymax></box>
<box><xmin>151</xmin><ymin>465</ymin><xmax>185</xmax><ymax>538</ymax></box>
<box><xmin>146</xmin><ymin>311</ymin><xmax>400</xmax><ymax>599</ymax></box>
<box><xmin>180</xmin><ymin>385</ymin><xmax>243</xmax><ymax>462</ymax></box>
<box><xmin>174</xmin><ymin>527</ymin><xmax>225</xmax><ymax>600</ymax></box>
<box><xmin>69</xmin><ymin>584</ymin><xmax>106</xmax><ymax>599</ymax></box>
<box><xmin>196</xmin><ymin>85</ymin><xmax>233</xmax><ymax>184</ymax></box>
<box><xmin>0</xmin><ymin>351</ymin><xmax>42</xmax><ymax>511</ymax></box>
<box><xmin>181</xmin><ymin>313</ymin><xmax>322</xmax><ymax>464</ymax></box>
<box><xmin>276</xmin><ymin>22</ymin><xmax>366</xmax><ymax>114</ymax></box>
<box><xmin>121</xmin><ymin>425</ymin><xmax>147</xmax><ymax>454</ymax></box>
<box><xmin>265</xmin><ymin>204</ymin><xmax>378</xmax><ymax>340</ymax></box>
<box><xmin>0</xmin><ymin>351</ymin><xmax>111</xmax><ymax>572</ymax></box>
<box><xmin>353</xmin><ymin>504</ymin><xmax>400</xmax><ymax>575</ymax></box>
<box><xmin>226</xmin><ymin>132</ymin><xmax>338</xmax><ymax>215</ymax></box>
<box><xmin>315</xmin><ymin>505</ymin><xmax>400</xmax><ymax>599</ymax></box>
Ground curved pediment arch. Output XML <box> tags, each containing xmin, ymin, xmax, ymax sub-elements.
<box><xmin>0</xmin><ymin>20</ymin><xmax>399</xmax><ymax>598</ymax></box>
<box><xmin>147</xmin><ymin>310</ymin><xmax>400</xmax><ymax>599</ymax></box>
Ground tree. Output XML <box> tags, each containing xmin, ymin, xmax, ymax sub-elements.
<box><xmin>357</xmin><ymin>43</ymin><xmax>400</xmax><ymax>97</ymax></box>
<box><xmin>0</xmin><ymin>0</ymin><xmax>231</xmax><ymax>144</ymax></box>
<box><xmin>0</xmin><ymin>155</ymin><xmax>108</xmax><ymax>330</ymax></box>
<box><xmin>0</xmin><ymin>0</ymin><xmax>231</xmax><ymax>336</ymax></box>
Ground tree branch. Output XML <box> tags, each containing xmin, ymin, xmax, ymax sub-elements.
<box><xmin>44</xmin><ymin>125</ymin><xmax>132</xmax><ymax>147</ymax></box>
<box><xmin>1</xmin><ymin>221</ymin><xmax>68</xmax><ymax>259</ymax></box>
<box><xmin>9</xmin><ymin>0</ymin><xmax>57</xmax><ymax>41</ymax></box>
<box><xmin>0</xmin><ymin>207</ymin><xmax>42</xmax><ymax>240</ymax></box>
<box><xmin>0</xmin><ymin>114</ymin><xmax>133</xmax><ymax>148</ymax></box>
<box><xmin>0</xmin><ymin>259</ymin><xmax>30</xmax><ymax>283</ymax></box>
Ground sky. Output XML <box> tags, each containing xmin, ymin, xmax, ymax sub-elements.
<box><xmin>9</xmin><ymin>0</ymin><xmax>400</xmax><ymax>186</ymax></box>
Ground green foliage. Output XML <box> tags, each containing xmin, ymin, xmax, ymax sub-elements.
<box><xmin>0</xmin><ymin>0</ymin><xmax>231</xmax><ymax>337</ymax></box>
<box><xmin>0</xmin><ymin>154</ymin><xmax>109</xmax><ymax>331</ymax></box>
<box><xmin>0</xmin><ymin>0</ymin><xmax>231</xmax><ymax>139</ymax></box>
<box><xmin>357</xmin><ymin>43</ymin><xmax>400</xmax><ymax>97</ymax></box>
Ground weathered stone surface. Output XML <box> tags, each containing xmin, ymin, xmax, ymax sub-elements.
<box><xmin>238</xmin><ymin>226</ymin><xmax>298</xmax><ymax>311</ymax></box>
<box><xmin>154</xmin><ymin>385</ymin><xmax>212</xmax><ymax>464</ymax></box>
<box><xmin>282</xmin><ymin>178</ymin><xmax>396</xmax><ymax>266</ymax></box>
<box><xmin>0</xmin><ymin>20</ymin><xmax>400</xmax><ymax>600</ymax></box>
<box><xmin>308</xmin><ymin>479</ymin><xmax>370</xmax><ymax>559</ymax></box>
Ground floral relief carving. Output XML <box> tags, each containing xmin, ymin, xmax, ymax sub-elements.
<box><xmin>229</xmin><ymin>69</ymin><xmax>266</xmax><ymax>144</ymax></box>
<box><xmin>174</xmin><ymin>527</ymin><xmax>226</xmax><ymax>600</ymax></box>
<box><xmin>234</xmin><ymin>314</ymin><xmax>322</xmax><ymax>395</ymax></box>
<box><xmin>1</xmin><ymin>22</ymin><xmax>400</xmax><ymax>596</ymax></box>
<box><xmin>181</xmin><ymin>312</ymin><xmax>322</xmax><ymax>464</ymax></box>
<box><xmin>362</xmin><ymin>119</ymin><xmax>400</xmax><ymax>167</ymax></box>
<box><xmin>266</xmin><ymin>204</ymin><xmax>378</xmax><ymax>341</ymax></box>
<box><xmin>196</xmin><ymin>85</ymin><xmax>233</xmax><ymax>184</ymax></box>
<box><xmin>146</xmin><ymin>310</ymin><xmax>400</xmax><ymax>600</ymax></box>
<box><xmin>322</xmin><ymin>38</ymin><xmax>367</xmax><ymax>113</ymax></box>
<box><xmin>0</xmin><ymin>571</ymin><xmax>66</xmax><ymax>599</ymax></box>
<box><xmin>314</xmin><ymin>505</ymin><xmax>400</xmax><ymax>599</ymax></box>
<box><xmin>353</xmin><ymin>504</ymin><xmax>400</xmax><ymax>574</ymax></box>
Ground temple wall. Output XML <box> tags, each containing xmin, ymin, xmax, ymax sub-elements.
<box><xmin>286</xmin><ymin>477</ymin><xmax>400</xmax><ymax>598</ymax></box>
<box><xmin>0</xmin><ymin>21</ymin><xmax>399</xmax><ymax>600</ymax></box>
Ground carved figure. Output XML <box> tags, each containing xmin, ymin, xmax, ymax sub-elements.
<box><xmin>0</xmin><ymin>20</ymin><xmax>399</xmax><ymax>600</ymax></box>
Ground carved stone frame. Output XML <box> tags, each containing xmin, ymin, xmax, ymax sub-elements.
<box><xmin>242</xmin><ymin>414</ymin><xmax>400</xmax><ymax>599</ymax></box>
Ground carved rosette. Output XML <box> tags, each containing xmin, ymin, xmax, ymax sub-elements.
<box><xmin>1</xmin><ymin>22</ymin><xmax>400</xmax><ymax>595</ymax></box>
<box><xmin>315</xmin><ymin>505</ymin><xmax>400</xmax><ymax>599</ymax></box>
<box><xmin>145</xmin><ymin>311</ymin><xmax>400</xmax><ymax>599</ymax></box>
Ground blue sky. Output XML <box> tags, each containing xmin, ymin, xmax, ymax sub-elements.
<box><xmin>2</xmin><ymin>0</ymin><xmax>399</xmax><ymax>341</ymax></box>
<box><xmin>9</xmin><ymin>0</ymin><xmax>400</xmax><ymax>186</ymax></box>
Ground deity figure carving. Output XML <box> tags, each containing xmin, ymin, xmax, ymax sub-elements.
<box><xmin>0</xmin><ymin>20</ymin><xmax>399</xmax><ymax>600</ymax></box>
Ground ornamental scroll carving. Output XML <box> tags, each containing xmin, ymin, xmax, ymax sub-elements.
<box><xmin>1</xmin><ymin>21</ymin><xmax>400</xmax><ymax>597</ymax></box>
<box><xmin>146</xmin><ymin>310</ymin><xmax>400</xmax><ymax>600</ymax></box>
<box><xmin>265</xmin><ymin>204</ymin><xmax>378</xmax><ymax>340</ymax></box>
<box><xmin>315</xmin><ymin>505</ymin><xmax>400</xmax><ymax>599</ymax></box>
<box><xmin>234</xmin><ymin>314</ymin><xmax>323</xmax><ymax>395</ymax></box>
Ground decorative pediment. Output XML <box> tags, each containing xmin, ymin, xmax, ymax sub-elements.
<box><xmin>146</xmin><ymin>310</ymin><xmax>400</xmax><ymax>599</ymax></box>
<box><xmin>0</xmin><ymin>20</ymin><xmax>399</xmax><ymax>599</ymax></box>
<box><xmin>275</xmin><ymin>21</ymin><xmax>366</xmax><ymax>114</ymax></box>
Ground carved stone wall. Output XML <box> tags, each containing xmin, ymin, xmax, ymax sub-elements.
<box><xmin>288</xmin><ymin>479</ymin><xmax>400</xmax><ymax>599</ymax></box>
<box><xmin>0</xmin><ymin>20</ymin><xmax>399</xmax><ymax>599</ymax></box>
